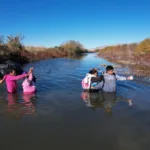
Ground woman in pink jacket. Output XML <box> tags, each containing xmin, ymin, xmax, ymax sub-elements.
<box><xmin>22</xmin><ymin>71</ymin><xmax>36</xmax><ymax>94</ymax></box>
<box><xmin>0</xmin><ymin>67</ymin><xmax>33</xmax><ymax>93</ymax></box>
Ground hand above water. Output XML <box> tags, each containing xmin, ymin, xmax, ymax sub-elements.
<box><xmin>26</xmin><ymin>67</ymin><xmax>34</xmax><ymax>76</ymax></box>
<box><xmin>127</xmin><ymin>76</ymin><xmax>133</xmax><ymax>80</ymax></box>
<box><xmin>29</xmin><ymin>67</ymin><xmax>34</xmax><ymax>72</ymax></box>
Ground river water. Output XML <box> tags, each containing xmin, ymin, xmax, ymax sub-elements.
<box><xmin>0</xmin><ymin>53</ymin><xmax>150</xmax><ymax>150</ymax></box>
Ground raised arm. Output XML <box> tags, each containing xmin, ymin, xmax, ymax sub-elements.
<box><xmin>8</xmin><ymin>73</ymin><xmax>27</xmax><ymax>80</ymax></box>
<box><xmin>0</xmin><ymin>79</ymin><xmax>3</xmax><ymax>84</ymax></box>
<box><xmin>116</xmin><ymin>74</ymin><xmax>133</xmax><ymax>81</ymax></box>
<box><xmin>28</xmin><ymin>72</ymin><xmax>33</xmax><ymax>81</ymax></box>
<box><xmin>116</xmin><ymin>74</ymin><xmax>127</xmax><ymax>81</ymax></box>
<box><xmin>8</xmin><ymin>67</ymin><xmax>33</xmax><ymax>81</ymax></box>
<box><xmin>91</xmin><ymin>75</ymin><xmax>103</xmax><ymax>83</ymax></box>
<box><xmin>0</xmin><ymin>76</ymin><xmax>6</xmax><ymax>84</ymax></box>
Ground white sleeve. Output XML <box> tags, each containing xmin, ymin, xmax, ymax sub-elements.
<box><xmin>116</xmin><ymin>74</ymin><xmax>127</xmax><ymax>81</ymax></box>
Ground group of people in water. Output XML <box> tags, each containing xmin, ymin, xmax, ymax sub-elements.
<box><xmin>82</xmin><ymin>65</ymin><xmax>133</xmax><ymax>92</ymax></box>
<box><xmin>81</xmin><ymin>65</ymin><xmax>133</xmax><ymax>113</ymax></box>
<box><xmin>0</xmin><ymin>64</ymin><xmax>134</xmax><ymax>117</ymax></box>
<box><xmin>0</xmin><ymin>67</ymin><xmax>36</xmax><ymax>94</ymax></box>
<box><xmin>0</xmin><ymin>64</ymin><xmax>133</xmax><ymax>96</ymax></box>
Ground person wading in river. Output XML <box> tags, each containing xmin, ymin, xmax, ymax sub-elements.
<box><xmin>93</xmin><ymin>65</ymin><xmax>133</xmax><ymax>92</ymax></box>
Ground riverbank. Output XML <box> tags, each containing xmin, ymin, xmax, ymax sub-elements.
<box><xmin>0</xmin><ymin>35</ymin><xmax>88</xmax><ymax>65</ymax></box>
<box><xmin>98</xmin><ymin>38</ymin><xmax>150</xmax><ymax>76</ymax></box>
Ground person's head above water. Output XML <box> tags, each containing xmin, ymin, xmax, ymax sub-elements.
<box><xmin>9</xmin><ymin>68</ymin><xmax>16</xmax><ymax>76</ymax></box>
<box><xmin>106</xmin><ymin>65</ymin><xmax>114</xmax><ymax>75</ymax></box>
<box><xmin>89</xmin><ymin>68</ymin><xmax>98</xmax><ymax>76</ymax></box>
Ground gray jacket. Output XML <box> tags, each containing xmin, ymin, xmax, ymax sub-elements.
<box><xmin>94</xmin><ymin>73</ymin><xmax>127</xmax><ymax>92</ymax></box>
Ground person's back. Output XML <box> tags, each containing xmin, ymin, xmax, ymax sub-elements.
<box><xmin>4</xmin><ymin>74</ymin><xmax>18</xmax><ymax>93</ymax></box>
<box><xmin>103</xmin><ymin>73</ymin><xmax>116</xmax><ymax>92</ymax></box>
<box><xmin>94</xmin><ymin>65</ymin><xmax>133</xmax><ymax>92</ymax></box>
<box><xmin>22</xmin><ymin>72</ymin><xmax>36</xmax><ymax>94</ymax></box>
<box><xmin>4</xmin><ymin>73</ymin><xmax>28</xmax><ymax>93</ymax></box>
<box><xmin>82</xmin><ymin>68</ymin><xmax>103</xmax><ymax>90</ymax></box>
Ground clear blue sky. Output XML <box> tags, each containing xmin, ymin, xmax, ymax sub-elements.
<box><xmin>0</xmin><ymin>0</ymin><xmax>150</xmax><ymax>49</ymax></box>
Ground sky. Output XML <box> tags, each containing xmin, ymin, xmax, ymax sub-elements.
<box><xmin>0</xmin><ymin>0</ymin><xmax>150</xmax><ymax>49</ymax></box>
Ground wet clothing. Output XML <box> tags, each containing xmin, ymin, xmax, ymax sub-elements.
<box><xmin>82</xmin><ymin>72</ymin><xmax>127</xmax><ymax>92</ymax></box>
<box><xmin>94</xmin><ymin>73</ymin><xmax>127</xmax><ymax>92</ymax></box>
<box><xmin>82</xmin><ymin>73</ymin><xmax>103</xmax><ymax>90</ymax></box>
<box><xmin>3</xmin><ymin>73</ymin><xmax>27</xmax><ymax>93</ymax></box>
<box><xmin>91</xmin><ymin>76</ymin><xmax>103</xmax><ymax>83</ymax></box>
<box><xmin>22</xmin><ymin>73</ymin><xmax>36</xmax><ymax>94</ymax></box>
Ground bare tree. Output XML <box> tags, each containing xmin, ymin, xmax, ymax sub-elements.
<box><xmin>7</xmin><ymin>34</ymin><xmax>24</xmax><ymax>52</ymax></box>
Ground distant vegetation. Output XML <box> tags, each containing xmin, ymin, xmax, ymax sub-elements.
<box><xmin>0</xmin><ymin>35</ymin><xmax>88</xmax><ymax>64</ymax></box>
<box><xmin>135</xmin><ymin>38</ymin><xmax>150</xmax><ymax>54</ymax></box>
<box><xmin>0</xmin><ymin>35</ymin><xmax>29</xmax><ymax>64</ymax></box>
<box><xmin>98</xmin><ymin>38</ymin><xmax>150</xmax><ymax>67</ymax></box>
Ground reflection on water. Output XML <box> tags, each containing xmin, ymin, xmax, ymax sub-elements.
<box><xmin>81</xmin><ymin>91</ymin><xmax>132</xmax><ymax>115</ymax></box>
<box><xmin>68</xmin><ymin>53</ymin><xmax>87</xmax><ymax>60</ymax></box>
<box><xmin>0</xmin><ymin>53</ymin><xmax>150</xmax><ymax>150</ymax></box>
<box><xmin>6</xmin><ymin>93</ymin><xmax>35</xmax><ymax>118</ymax></box>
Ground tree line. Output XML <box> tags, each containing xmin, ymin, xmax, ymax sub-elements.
<box><xmin>0</xmin><ymin>35</ymin><xmax>88</xmax><ymax>64</ymax></box>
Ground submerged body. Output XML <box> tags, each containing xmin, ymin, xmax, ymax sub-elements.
<box><xmin>94</xmin><ymin>73</ymin><xmax>127</xmax><ymax>92</ymax></box>
<box><xmin>82</xmin><ymin>73</ymin><xmax>103</xmax><ymax>90</ymax></box>
<box><xmin>3</xmin><ymin>74</ymin><xmax>27</xmax><ymax>93</ymax></box>
<box><xmin>82</xmin><ymin>72</ymin><xmax>127</xmax><ymax>92</ymax></box>
<box><xmin>22</xmin><ymin>73</ymin><xmax>36</xmax><ymax>94</ymax></box>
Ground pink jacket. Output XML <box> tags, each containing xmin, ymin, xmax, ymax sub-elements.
<box><xmin>22</xmin><ymin>73</ymin><xmax>36</xmax><ymax>94</ymax></box>
<box><xmin>4</xmin><ymin>74</ymin><xmax>27</xmax><ymax>93</ymax></box>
